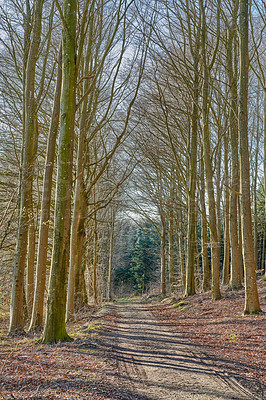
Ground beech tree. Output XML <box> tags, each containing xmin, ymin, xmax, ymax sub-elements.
<box><xmin>42</xmin><ymin>0</ymin><xmax>77</xmax><ymax>343</ymax></box>
<box><xmin>238</xmin><ymin>0</ymin><xmax>261</xmax><ymax>314</ymax></box>
<box><xmin>9</xmin><ymin>0</ymin><xmax>44</xmax><ymax>335</ymax></box>
<box><xmin>29</xmin><ymin>46</ymin><xmax>62</xmax><ymax>332</ymax></box>
<box><xmin>1</xmin><ymin>0</ymin><xmax>265</xmax><ymax>338</ymax></box>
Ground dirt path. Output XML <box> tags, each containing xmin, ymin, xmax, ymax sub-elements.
<box><xmin>100</xmin><ymin>301</ymin><xmax>261</xmax><ymax>400</ymax></box>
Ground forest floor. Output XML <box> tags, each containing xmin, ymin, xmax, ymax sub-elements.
<box><xmin>0</xmin><ymin>281</ymin><xmax>265</xmax><ymax>399</ymax></box>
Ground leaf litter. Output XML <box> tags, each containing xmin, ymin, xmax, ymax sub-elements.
<box><xmin>0</xmin><ymin>282</ymin><xmax>265</xmax><ymax>399</ymax></box>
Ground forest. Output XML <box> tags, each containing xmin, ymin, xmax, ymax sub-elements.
<box><xmin>0</xmin><ymin>0</ymin><xmax>265</xmax><ymax>349</ymax></box>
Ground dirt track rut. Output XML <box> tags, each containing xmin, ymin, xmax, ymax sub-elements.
<box><xmin>100</xmin><ymin>301</ymin><xmax>261</xmax><ymax>400</ymax></box>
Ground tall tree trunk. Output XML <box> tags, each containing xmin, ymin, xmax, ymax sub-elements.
<box><xmin>178</xmin><ymin>223</ymin><xmax>186</xmax><ymax>292</ymax></box>
<box><xmin>238</xmin><ymin>0</ymin><xmax>261</xmax><ymax>314</ymax></box>
<box><xmin>93</xmin><ymin>210</ymin><xmax>98</xmax><ymax>305</ymax></box>
<box><xmin>222</xmin><ymin>136</ymin><xmax>230</xmax><ymax>285</ymax></box>
<box><xmin>67</xmin><ymin>30</ymin><xmax>93</xmax><ymax>318</ymax></box>
<box><xmin>42</xmin><ymin>0</ymin><xmax>77</xmax><ymax>343</ymax></box>
<box><xmin>227</xmin><ymin>0</ymin><xmax>243</xmax><ymax>290</ymax></box>
<box><xmin>26</xmin><ymin>114</ymin><xmax>39</xmax><ymax>317</ymax></box>
<box><xmin>253</xmin><ymin>87</ymin><xmax>260</xmax><ymax>271</ymax></box>
<box><xmin>168</xmin><ymin>216</ymin><xmax>175</xmax><ymax>293</ymax></box>
<box><xmin>160</xmin><ymin>214</ymin><xmax>167</xmax><ymax>297</ymax></box>
<box><xmin>107</xmin><ymin>208</ymin><xmax>115</xmax><ymax>302</ymax></box>
<box><xmin>200</xmin><ymin>0</ymin><xmax>221</xmax><ymax>300</ymax></box>
<box><xmin>9</xmin><ymin>0</ymin><xmax>43</xmax><ymax>335</ymax></box>
<box><xmin>185</xmin><ymin>64</ymin><xmax>199</xmax><ymax>297</ymax></box>
<box><xmin>263</xmin><ymin>87</ymin><xmax>266</xmax><ymax>281</ymax></box>
<box><xmin>26</xmin><ymin>201</ymin><xmax>35</xmax><ymax>315</ymax></box>
<box><xmin>200</xmin><ymin>147</ymin><xmax>210</xmax><ymax>291</ymax></box>
<box><xmin>74</xmin><ymin>185</ymin><xmax>87</xmax><ymax>310</ymax></box>
<box><xmin>29</xmin><ymin>46</ymin><xmax>62</xmax><ymax>332</ymax></box>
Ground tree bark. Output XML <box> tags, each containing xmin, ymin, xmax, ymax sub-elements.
<box><xmin>226</xmin><ymin>0</ymin><xmax>243</xmax><ymax>290</ymax></box>
<box><xmin>107</xmin><ymin>208</ymin><xmax>115</xmax><ymax>302</ymax></box>
<box><xmin>66</xmin><ymin>29</ymin><xmax>93</xmax><ymax>318</ymax></box>
<box><xmin>42</xmin><ymin>0</ymin><xmax>77</xmax><ymax>343</ymax></box>
<box><xmin>160</xmin><ymin>213</ymin><xmax>167</xmax><ymax>297</ymax></box>
<box><xmin>200</xmin><ymin>147</ymin><xmax>210</xmax><ymax>291</ymax></box>
<box><xmin>93</xmin><ymin>210</ymin><xmax>99</xmax><ymax>305</ymax></box>
<box><xmin>238</xmin><ymin>0</ymin><xmax>261</xmax><ymax>314</ymax></box>
<box><xmin>263</xmin><ymin>86</ymin><xmax>266</xmax><ymax>281</ymax></box>
<box><xmin>29</xmin><ymin>46</ymin><xmax>62</xmax><ymax>332</ymax></box>
<box><xmin>200</xmin><ymin>0</ymin><xmax>221</xmax><ymax>300</ymax></box>
<box><xmin>222</xmin><ymin>136</ymin><xmax>230</xmax><ymax>285</ymax></box>
<box><xmin>74</xmin><ymin>185</ymin><xmax>87</xmax><ymax>311</ymax></box>
<box><xmin>185</xmin><ymin>64</ymin><xmax>199</xmax><ymax>297</ymax></box>
<box><xmin>9</xmin><ymin>0</ymin><xmax>43</xmax><ymax>335</ymax></box>
<box><xmin>168</xmin><ymin>214</ymin><xmax>175</xmax><ymax>293</ymax></box>
<box><xmin>26</xmin><ymin>201</ymin><xmax>35</xmax><ymax>315</ymax></box>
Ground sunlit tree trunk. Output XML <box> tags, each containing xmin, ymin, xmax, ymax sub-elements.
<box><xmin>9</xmin><ymin>0</ymin><xmax>43</xmax><ymax>334</ymax></box>
<box><xmin>74</xmin><ymin>185</ymin><xmax>87</xmax><ymax>310</ymax></box>
<box><xmin>222</xmin><ymin>135</ymin><xmax>230</xmax><ymax>285</ymax></box>
<box><xmin>42</xmin><ymin>0</ymin><xmax>77</xmax><ymax>343</ymax></box>
<box><xmin>238</xmin><ymin>0</ymin><xmax>261</xmax><ymax>314</ymax></box>
<box><xmin>178</xmin><ymin>219</ymin><xmax>186</xmax><ymax>292</ymax></box>
<box><xmin>185</xmin><ymin>63</ymin><xmax>199</xmax><ymax>297</ymax></box>
<box><xmin>263</xmin><ymin>87</ymin><xmax>266</xmax><ymax>281</ymax></box>
<box><xmin>29</xmin><ymin>46</ymin><xmax>62</xmax><ymax>331</ymax></box>
<box><xmin>200</xmin><ymin>147</ymin><xmax>210</xmax><ymax>291</ymax></box>
<box><xmin>253</xmin><ymin>87</ymin><xmax>260</xmax><ymax>271</ymax></box>
<box><xmin>227</xmin><ymin>0</ymin><xmax>242</xmax><ymax>290</ymax></box>
<box><xmin>200</xmin><ymin>0</ymin><xmax>221</xmax><ymax>300</ymax></box>
<box><xmin>107</xmin><ymin>207</ymin><xmax>115</xmax><ymax>301</ymax></box>
<box><xmin>67</xmin><ymin>95</ymin><xmax>88</xmax><ymax>318</ymax></box>
<box><xmin>26</xmin><ymin>112</ymin><xmax>39</xmax><ymax>316</ymax></box>
<box><xmin>160</xmin><ymin>214</ymin><xmax>167</xmax><ymax>297</ymax></box>
<box><xmin>168</xmin><ymin>178</ymin><xmax>175</xmax><ymax>293</ymax></box>
<box><xmin>93</xmin><ymin>210</ymin><xmax>99</xmax><ymax>305</ymax></box>
<box><xmin>26</xmin><ymin>201</ymin><xmax>35</xmax><ymax>315</ymax></box>
<box><xmin>168</xmin><ymin>214</ymin><xmax>175</xmax><ymax>294</ymax></box>
<box><xmin>66</xmin><ymin>13</ymin><xmax>94</xmax><ymax>317</ymax></box>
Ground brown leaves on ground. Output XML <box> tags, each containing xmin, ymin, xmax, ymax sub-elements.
<box><xmin>150</xmin><ymin>281</ymin><xmax>266</xmax><ymax>389</ymax></box>
<box><xmin>0</xmin><ymin>282</ymin><xmax>265</xmax><ymax>399</ymax></box>
<box><xmin>0</xmin><ymin>308</ymin><xmax>120</xmax><ymax>400</ymax></box>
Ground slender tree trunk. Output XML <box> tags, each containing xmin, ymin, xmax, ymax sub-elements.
<box><xmin>160</xmin><ymin>214</ymin><xmax>167</xmax><ymax>297</ymax></box>
<box><xmin>168</xmin><ymin>213</ymin><xmax>175</xmax><ymax>293</ymax></box>
<box><xmin>74</xmin><ymin>185</ymin><xmax>87</xmax><ymax>311</ymax></box>
<box><xmin>29</xmin><ymin>46</ymin><xmax>62</xmax><ymax>331</ymax></box>
<box><xmin>200</xmin><ymin>148</ymin><xmax>210</xmax><ymax>291</ymax></box>
<box><xmin>26</xmin><ymin>201</ymin><xmax>35</xmax><ymax>315</ymax></box>
<box><xmin>67</xmin><ymin>32</ymin><xmax>92</xmax><ymax>318</ymax></box>
<box><xmin>107</xmin><ymin>208</ymin><xmax>115</xmax><ymax>301</ymax></box>
<box><xmin>222</xmin><ymin>136</ymin><xmax>230</xmax><ymax>285</ymax></box>
<box><xmin>226</xmin><ymin>0</ymin><xmax>242</xmax><ymax>290</ymax></box>
<box><xmin>262</xmin><ymin>232</ymin><xmax>266</xmax><ymax>279</ymax></box>
<box><xmin>9</xmin><ymin>0</ymin><xmax>43</xmax><ymax>334</ymax></box>
<box><xmin>42</xmin><ymin>0</ymin><xmax>77</xmax><ymax>343</ymax></box>
<box><xmin>200</xmin><ymin>0</ymin><xmax>221</xmax><ymax>300</ymax></box>
<box><xmin>216</xmin><ymin>143</ymin><xmax>222</xmax><ymax>255</ymax></box>
<box><xmin>263</xmin><ymin>87</ymin><xmax>266</xmax><ymax>281</ymax></box>
<box><xmin>185</xmin><ymin>64</ymin><xmax>199</xmax><ymax>297</ymax></box>
<box><xmin>238</xmin><ymin>0</ymin><xmax>261</xmax><ymax>314</ymax></box>
<box><xmin>253</xmin><ymin>88</ymin><xmax>260</xmax><ymax>271</ymax></box>
<box><xmin>93</xmin><ymin>211</ymin><xmax>98</xmax><ymax>305</ymax></box>
<box><xmin>179</xmin><ymin>227</ymin><xmax>186</xmax><ymax>292</ymax></box>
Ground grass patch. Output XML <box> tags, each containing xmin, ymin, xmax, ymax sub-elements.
<box><xmin>115</xmin><ymin>296</ymin><xmax>141</xmax><ymax>303</ymax></box>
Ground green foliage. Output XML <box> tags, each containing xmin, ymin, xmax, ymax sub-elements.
<box><xmin>129</xmin><ymin>228</ymin><xmax>159</xmax><ymax>294</ymax></box>
<box><xmin>114</xmin><ymin>222</ymin><xmax>159</xmax><ymax>295</ymax></box>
